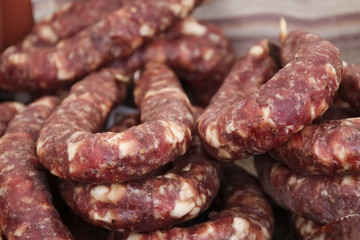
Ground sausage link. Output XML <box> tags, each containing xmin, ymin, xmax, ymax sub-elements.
<box><xmin>338</xmin><ymin>63</ymin><xmax>360</xmax><ymax>111</ymax></box>
<box><xmin>22</xmin><ymin>0</ymin><xmax>129</xmax><ymax>48</ymax></box>
<box><xmin>37</xmin><ymin>63</ymin><xmax>193</xmax><ymax>183</ymax></box>
<box><xmin>270</xmin><ymin>117</ymin><xmax>360</xmax><ymax>175</ymax></box>
<box><xmin>0</xmin><ymin>102</ymin><xmax>25</xmax><ymax>137</ymax></box>
<box><xmin>291</xmin><ymin>215</ymin><xmax>323</xmax><ymax>240</ymax></box>
<box><xmin>198</xmin><ymin>31</ymin><xmax>342</xmax><ymax>161</ymax></box>
<box><xmin>59</xmin><ymin>142</ymin><xmax>221</xmax><ymax>232</ymax></box>
<box><xmin>255</xmin><ymin>154</ymin><xmax>360</xmax><ymax>224</ymax></box>
<box><xmin>0</xmin><ymin>0</ymin><xmax>203</xmax><ymax>91</ymax></box>
<box><xmin>101</xmin><ymin>17</ymin><xmax>236</xmax><ymax>106</ymax></box>
<box><xmin>307</xmin><ymin>214</ymin><xmax>360</xmax><ymax>240</ymax></box>
<box><xmin>110</xmin><ymin>164</ymin><xmax>274</xmax><ymax>240</ymax></box>
<box><xmin>0</xmin><ymin>96</ymin><xmax>73</xmax><ymax>240</ymax></box>
<box><xmin>292</xmin><ymin>214</ymin><xmax>360</xmax><ymax>240</ymax></box>
<box><xmin>197</xmin><ymin>39</ymin><xmax>279</xmax><ymax>160</ymax></box>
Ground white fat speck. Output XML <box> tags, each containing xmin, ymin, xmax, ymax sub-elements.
<box><xmin>341</xmin><ymin>176</ymin><xmax>354</xmax><ymax>186</ymax></box>
<box><xmin>288</xmin><ymin>80</ymin><xmax>295</xmax><ymax>88</ymax></box>
<box><xmin>139</xmin><ymin>24</ymin><xmax>155</xmax><ymax>37</ymax></box>
<box><xmin>309</xmin><ymin>104</ymin><xmax>316</xmax><ymax>120</ymax></box>
<box><xmin>218</xmin><ymin>148</ymin><xmax>231</xmax><ymax>159</ymax></box>
<box><xmin>261</xmin><ymin>106</ymin><xmax>275</xmax><ymax>126</ymax></box>
<box><xmin>90</xmin><ymin>185</ymin><xmax>110</xmax><ymax>201</ymax></box>
<box><xmin>182</xmin><ymin>163</ymin><xmax>192</xmax><ymax>172</ymax></box>
<box><xmin>119</xmin><ymin>139</ymin><xmax>137</xmax><ymax>157</ymax></box>
<box><xmin>204</xmin><ymin>49</ymin><xmax>215</xmax><ymax>61</ymax></box>
<box><xmin>36</xmin><ymin>98</ymin><xmax>55</xmax><ymax>108</ymax></box>
<box><xmin>308</xmin><ymin>76</ymin><xmax>317</xmax><ymax>86</ymax></box>
<box><xmin>209</xmin><ymin>33</ymin><xmax>220</xmax><ymax>43</ymax></box>
<box><xmin>333</xmin><ymin>143</ymin><xmax>346</xmax><ymax>164</ymax></box>
<box><xmin>114</xmin><ymin>73</ymin><xmax>131</xmax><ymax>83</ymax></box>
<box><xmin>144</xmin><ymin>87</ymin><xmax>181</xmax><ymax>99</ymax></box>
<box><xmin>14</xmin><ymin>224</ymin><xmax>29</xmax><ymax>237</ymax></box>
<box><xmin>182</xmin><ymin>18</ymin><xmax>207</xmax><ymax>36</ymax></box>
<box><xmin>325</xmin><ymin>63</ymin><xmax>336</xmax><ymax>76</ymax></box>
<box><xmin>168</xmin><ymin>122</ymin><xmax>186</xmax><ymax>141</ymax></box>
<box><xmin>0</xmin><ymin>187</ymin><xmax>6</xmax><ymax>197</ymax></box>
<box><xmin>231</xmin><ymin>217</ymin><xmax>249</xmax><ymax>239</ymax></box>
<box><xmin>225</xmin><ymin>120</ymin><xmax>236</xmax><ymax>134</ymax></box>
<box><xmin>67</xmin><ymin>141</ymin><xmax>78</xmax><ymax>162</ymax></box>
<box><xmin>39</xmin><ymin>26</ymin><xmax>58</xmax><ymax>42</ymax></box>
<box><xmin>9</xmin><ymin>53</ymin><xmax>28</xmax><ymax>65</ymax></box>
<box><xmin>67</xmin><ymin>132</ymin><xmax>84</xmax><ymax>161</ymax></box>
<box><xmin>93</xmin><ymin>211</ymin><xmax>114</xmax><ymax>223</ymax></box>
<box><xmin>2</xmin><ymin>164</ymin><xmax>15</xmax><ymax>173</ymax></box>
<box><xmin>179</xmin><ymin>0</ymin><xmax>195</xmax><ymax>17</ymax></box>
<box><xmin>126</xmin><ymin>233</ymin><xmax>142</xmax><ymax>240</ymax></box>
<box><xmin>249</xmin><ymin>45</ymin><xmax>264</xmax><ymax>56</ymax></box>
<box><xmin>170</xmin><ymin>200</ymin><xmax>195</xmax><ymax>218</ymax></box>
<box><xmin>52</xmin><ymin>53</ymin><xmax>75</xmax><ymax>80</ymax></box>
<box><xmin>108</xmin><ymin>184</ymin><xmax>126</xmax><ymax>202</ymax></box>
<box><xmin>164</xmin><ymin>173</ymin><xmax>177</xmax><ymax>179</ymax></box>
<box><xmin>205</xmin><ymin>123</ymin><xmax>221</xmax><ymax>148</ymax></box>
<box><xmin>275</xmin><ymin>94</ymin><xmax>284</xmax><ymax>100</ymax></box>
<box><xmin>170</xmin><ymin>181</ymin><xmax>196</xmax><ymax>218</ymax></box>
<box><xmin>160</xmin><ymin>120</ymin><xmax>186</xmax><ymax>146</ymax></box>
<box><xmin>189</xmin><ymin>206</ymin><xmax>201</xmax><ymax>216</ymax></box>
<box><xmin>320</xmin><ymin>189</ymin><xmax>329</xmax><ymax>197</ymax></box>
<box><xmin>168</xmin><ymin>3</ymin><xmax>181</xmax><ymax>15</ymax></box>
<box><xmin>288</xmin><ymin>176</ymin><xmax>297</xmax><ymax>185</ymax></box>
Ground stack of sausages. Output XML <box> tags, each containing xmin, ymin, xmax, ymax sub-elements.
<box><xmin>0</xmin><ymin>0</ymin><xmax>359</xmax><ymax>239</ymax></box>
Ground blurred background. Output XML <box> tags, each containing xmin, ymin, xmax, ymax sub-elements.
<box><xmin>1</xmin><ymin>0</ymin><xmax>359</xmax><ymax>62</ymax></box>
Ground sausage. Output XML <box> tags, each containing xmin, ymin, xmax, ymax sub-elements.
<box><xmin>312</xmin><ymin>94</ymin><xmax>358</xmax><ymax>124</ymax></box>
<box><xmin>0</xmin><ymin>0</ymin><xmax>203</xmax><ymax>91</ymax></box>
<box><xmin>255</xmin><ymin>154</ymin><xmax>360</xmax><ymax>224</ymax></box>
<box><xmin>37</xmin><ymin>63</ymin><xmax>194</xmax><ymax>183</ymax></box>
<box><xmin>270</xmin><ymin>117</ymin><xmax>360</xmax><ymax>175</ymax></box>
<box><xmin>291</xmin><ymin>215</ymin><xmax>323</xmax><ymax>240</ymax></box>
<box><xmin>22</xmin><ymin>0</ymin><xmax>129</xmax><ymax>48</ymax></box>
<box><xmin>59</xmin><ymin>142</ymin><xmax>221</xmax><ymax>232</ymax></box>
<box><xmin>0</xmin><ymin>96</ymin><xmax>73</xmax><ymax>240</ymax></box>
<box><xmin>338</xmin><ymin>63</ymin><xmax>360</xmax><ymax>111</ymax></box>
<box><xmin>110</xmin><ymin>17</ymin><xmax>236</xmax><ymax>105</ymax></box>
<box><xmin>197</xmin><ymin>39</ymin><xmax>279</xmax><ymax>160</ymax></box>
<box><xmin>0</xmin><ymin>102</ymin><xmax>25</xmax><ymax>137</ymax></box>
<box><xmin>307</xmin><ymin>214</ymin><xmax>360</xmax><ymax>240</ymax></box>
<box><xmin>109</xmin><ymin>164</ymin><xmax>274</xmax><ymax>240</ymax></box>
<box><xmin>198</xmin><ymin>30</ymin><xmax>342</xmax><ymax>161</ymax></box>
<box><xmin>292</xmin><ymin>214</ymin><xmax>360</xmax><ymax>240</ymax></box>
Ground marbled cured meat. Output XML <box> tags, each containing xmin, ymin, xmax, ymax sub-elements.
<box><xmin>109</xmin><ymin>164</ymin><xmax>273</xmax><ymax>239</ymax></box>
<box><xmin>37</xmin><ymin>63</ymin><xmax>193</xmax><ymax>183</ymax></box>
<box><xmin>0</xmin><ymin>102</ymin><xmax>25</xmax><ymax>137</ymax></box>
<box><xmin>270</xmin><ymin>118</ymin><xmax>360</xmax><ymax>175</ymax></box>
<box><xmin>255</xmin><ymin>154</ymin><xmax>360</xmax><ymax>224</ymax></box>
<box><xmin>0</xmin><ymin>0</ymin><xmax>203</xmax><ymax>91</ymax></box>
<box><xmin>197</xmin><ymin>39</ymin><xmax>279</xmax><ymax>160</ymax></box>
<box><xmin>291</xmin><ymin>214</ymin><xmax>360</xmax><ymax>240</ymax></box>
<box><xmin>59</xmin><ymin>143</ymin><xmax>221</xmax><ymax>232</ymax></box>
<box><xmin>198</xmin><ymin>31</ymin><xmax>342</xmax><ymax>161</ymax></box>
<box><xmin>111</xmin><ymin>17</ymin><xmax>236</xmax><ymax>105</ymax></box>
<box><xmin>22</xmin><ymin>0</ymin><xmax>130</xmax><ymax>48</ymax></box>
<box><xmin>0</xmin><ymin>96</ymin><xmax>73</xmax><ymax>240</ymax></box>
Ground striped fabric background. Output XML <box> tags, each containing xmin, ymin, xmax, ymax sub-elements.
<box><xmin>194</xmin><ymin>0</ymin><xmax>360</xmax><ymax>63</ymax></box>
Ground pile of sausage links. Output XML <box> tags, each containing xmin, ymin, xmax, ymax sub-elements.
<box><xmin>0</xmin><ymin>0</ymin><xmax>359</xmax><ymax>239</ymax></box>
